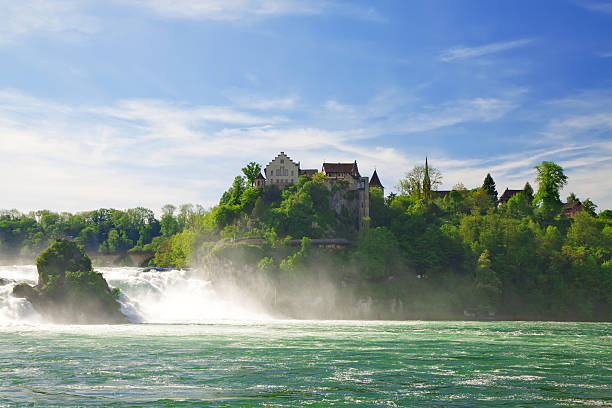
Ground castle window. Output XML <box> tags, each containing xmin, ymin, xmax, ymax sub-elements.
<box><xmin>281</xmin><ymin>159</ymin><xmax>284</xmax><ymax>164</ymax></box>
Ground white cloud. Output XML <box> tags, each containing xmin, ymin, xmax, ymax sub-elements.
<box><xmin>0</xmin><ymin>0</ymin><xmax>383</xmax><ymax>46</ymax></box>
<box><xmin>126</xmin><ymin>0</ymin><xmax>385</xmax><ymax>22</ymax></box>
<box><xmin>223</xmin><ymin>93</ymin><xmax>298</xmax><ymax>110</ymax></box>
<box><xmin>0</xmin><ymin>0</ymin><xmax>97</xmax><ymax>45</ymax></box>
<box><xmin>324</xmin><ymin>92</ymin><xmax>521</xmax><ymax>134</ymax></box>
<box><xmin>439</xmin><ymin>38</ymin><xmax>534</xmax><ymax>62</ymax></box>
<box><xmin>1</xmin><ymin>87</ymin><xmax>611</xmax><ymax>213</ymax></box>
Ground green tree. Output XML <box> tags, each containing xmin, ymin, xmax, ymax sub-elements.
<box><xmin>482</xmin><ymin>173</ymin><xmax>498</xmax><ymax>203</ymax></box>
<box><xmin>473</xmin><ymin>250</ymin><xmax>502</xmax><ymax>313</ymax></box>
<box><xmin>534</xmin><ymin>161</ymin><xmax>568</xmax><ymax>221</ymax></box>
<box><xmin>523</xmin><ymin>182</ymin><xmax>534</xmax><ymax>203</ymax></box>
<box><xmin>160</xmin><ymin>213</ymin><xmax>180</xmax><ymax>237</ymax></box>
<box><xmin>504</xmin><ymin>192</ymin><xmax>533</xmax><ymax>219</ymax></box>
<box><xmin>566</xmin><ymin>192</ymin><xmax>579</xmax><ymax>204</ymax></box>
<box><xmin>470</xmin><ymin>188</ymin><xmax>494</xmax><ymax>215</ymax></box>
<box><xmin>582</xmin><ymin>198</ymin><xmax>597</xmax><ymax>216</ymax></box>
<box><xmin>241</xmin><ymin>162</ymin><xmax>262</xmax><ymax>187</ymax></box>
<box><xmin>355</xmin><ymin>227</ymin><xmax>400</xmax><ymax>280</ymax></box>
<box><xmin>161</xmin><ymin>204</ymin><xmax>176</xmax><ymax>216</ymax></box>
<box><xmin>397</xmin><ymin>165</ymin><xmax>442</xmax><ymax>197</ymax></box>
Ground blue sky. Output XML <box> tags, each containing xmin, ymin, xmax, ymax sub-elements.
<box><xmin>1</xmin><ymin>0</ymin><xmax>611</xmax><ymax>213</ymax></box>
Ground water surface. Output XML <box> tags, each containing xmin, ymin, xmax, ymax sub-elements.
<box><xmin>1</xmin><ymin>266</ymin><xmax>610</xmax><ymax>406</ymax></box>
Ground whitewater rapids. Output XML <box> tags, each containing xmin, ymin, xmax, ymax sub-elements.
<box><xmin>0</xmin><ymin>265</ymin><xmax>270</xmax><ymax>325</ymax></box>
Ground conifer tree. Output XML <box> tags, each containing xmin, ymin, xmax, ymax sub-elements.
<box><xmin>523</xmin><ymin>182</ymin><xmax>534</xmax><ymax>203</ymax></box>
<box><xmin>482</xmin><ymin>173</ymin><xmax>498</xmax><ymax>203</ymax></box>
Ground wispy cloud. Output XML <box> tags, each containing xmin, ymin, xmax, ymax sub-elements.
<box><xmin>439</xmin><ymin>38</ymin><xmax>534</xmax><ymax>62</ymax></box>
<box><xmin>1</xmin><ymin>87</ymin><xmax>611</xmax><ymax>212</ymax></box>
<box><xmin>127</xmin><ymin>0</ymin><xmax>385</xmax><ymax>23</ymax></box>
<box><xmin>0</xmin><ymin>0</ymin><xmax>97</xmax><ymax>45</ymax></box>
<box><xmin>323</xmin><ymin>89</ymin><xmax>523</xmax><ymax>133</ymax></box>
<box><xmin>0</xmin><ymin>0</ymin><xmax>383</xmax><ymax>46</ymax></box>
<box><xmin>599</xmin><ymin>52</ymin><xmax>612</xmax><ymax>58</ymax></box>
<box><xmin>581</xmin><ymin>1</ymin><xmax>612</xmax><ymax>15</ymax></box>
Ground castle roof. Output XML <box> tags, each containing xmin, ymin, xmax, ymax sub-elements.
<box><xmin>299</xmin><ymin>169</ymin><xmax>318</xmax><ymax>176</ymax></box>
<box><xmin>369</xmin><ymin>170</ymin><xmax>383</xmax><ymax>188</ymax></box>
<box><xmin>266</xmin><ymin>151</ymin><xmax>298</xmax><ymax>168</ymax></box>
<box><xmin>322</xmin><ymin>161</ymin><xmax>360</xmax><ymax>177</ymax></box>
<box><xmin>255</xmin><ymin>172</ymin><xmax>265</xmax><ymax>180</ymax></box>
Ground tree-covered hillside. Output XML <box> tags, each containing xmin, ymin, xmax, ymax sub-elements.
<box><xmin>1</xmin><ymin>160</ymin><xmax>610</xmax><ymax>320</ymax></box>
<box><xmin>151</xmin><ymin>161</ymin><xmax>611</xmax><ymax>321</ymax></box>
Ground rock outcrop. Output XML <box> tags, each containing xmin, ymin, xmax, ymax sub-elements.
<box><xmin>12</xmin><ymin>239</ymin><xmax>127</xmax><ymax>324</ymax></box>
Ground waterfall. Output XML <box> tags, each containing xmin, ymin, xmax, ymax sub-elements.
<box><xmin>0</xmin><ymin>265</ymin><xmax>269</xmax><ymax>325</ymax></box>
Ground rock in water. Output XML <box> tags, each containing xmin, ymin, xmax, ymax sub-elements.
<box><xmin>12</xmin><ymin>239</ymin><xmax>127</xmax><ymax>324</ymax></box>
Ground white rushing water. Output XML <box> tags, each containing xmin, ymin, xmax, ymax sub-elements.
<box><xmin>0</xmin><ymin>265</ymin><xmax>269</xmax><ymax>325</ymax></box>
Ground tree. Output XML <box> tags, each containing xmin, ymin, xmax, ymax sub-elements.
<box><xmin>241</xmin><ymin>162</ymin><xmax>262</xmax><ymax>187</ymax></box>
<box><xmin>470</xmin><ymin>188</ymin><xmax>494</xmax><ymax>215</ymax></box>
<box><xmin>566</xmin><ymin>192</ymin><xmax>579</xmax><ymax>204</ymax></box>
<box><xmin>355</xmin><ymin>227</ymin><xmax>399</xmax><ymax>280</ymax></box>
<box><xmin>397</xmin><ymin>165</ymin><xmax>442</xmax><ymax>197</ymax></box>
<box><xmin>160</xmin><ymin>213</ymin><xmax>180</xmax><ymax>237</ymax></box>
<box><xmin>534</xmin><ymin>161</ymin><xmax>568</xmax><ymax>221</ymax></box>
<box><xmin>523</xmin><ymin>182</ymin><xmax>534</xmax><ymax>203</ymax></box>
<box><xmin>482</xmin><ymin>173</ymin><xmax>498</xmax><ymax>203</ymax></box>
<box><xmin>161</xmin><ymin>204</ymin><xmax>176</xmax><ymax>216</ymax></box>
<box><xmin>473</xmin><ymin>250</ymin><xmax>502</xmax><ymax>313</ymax></box>
<box><xmin>567</xmin><ymin>211</ymin><xmax>603</xmax><ymax>248</ymax></box>
<box><xmin>504</xmin><ymin>192</ymin><xmax>533</xmax><ymax>219</ymax></box>
<box><xmin>582</xmin><ymin>198</ymin><xmax>597</xmax><ymax>216</ymax></box>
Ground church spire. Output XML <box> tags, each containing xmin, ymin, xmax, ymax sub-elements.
<box><xmin>423</xmin><ymin>155</ymin><xmax>431</xmax><ymax>201</ymax></box>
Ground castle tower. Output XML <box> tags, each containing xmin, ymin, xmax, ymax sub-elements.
<box><xmin>369</xmin><ymin>169</ymin><xmax>384</xmax><ymax>196</ymax></box>
<box><xmin>254</xmin><ymin>172</ymin><xmax>266</xmax><ymax>188</ymax></box>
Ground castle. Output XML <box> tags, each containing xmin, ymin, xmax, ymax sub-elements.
<box><xmin>255</xmin><ymin>152</ymin><xmax>384</xmax><ymax>230</ymax></box>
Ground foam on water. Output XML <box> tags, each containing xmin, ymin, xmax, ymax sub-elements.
<box><xmin>0</xmin><ymin>265</ymin><xmax>269</xmax><ymax>325</ymax></box>
<box><xmin>0</xmin><ymin>265</ymin><xmax>41</xmax><ymax>324</ymax></box>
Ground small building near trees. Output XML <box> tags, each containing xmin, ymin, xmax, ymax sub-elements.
<box><xmin>562</xmin><ymin>201</ymin><xmax>583</xmax><ymax>218</ymax></box>
<box><xmin>498</xmin><ymin>188</ymin><xmax>523</xmax><ymax>207</ymax></box>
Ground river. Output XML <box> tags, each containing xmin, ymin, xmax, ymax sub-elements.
<box><xmin>1</xmin><ymin>266</ymin><xmax>610</xmax><ymax>406</ymax></box>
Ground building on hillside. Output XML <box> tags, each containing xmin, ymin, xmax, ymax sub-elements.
<box><xmin>322</xmin><ymin>161</ymin><xmax>360</xmax><ymax>179</ymax></box>
<box><xmin>254</xmin><ymin>172</ymin><xmax>266</xmax><ymax>189</ymax></box>
<box><xmin>256</xmin><ymin>152</ymin><xmax>374</xmax><ymax>230</ymax></box>
<box><xmin>369</xmin><ymin>170</ymin><xmax>384</xmax><ymax>196</ymax></box>
<box><xmin>562</xmin><ymin>201</ymin><xmax>583</xmax><ymax>218</ymax></box>
<box><xmin>264</xmin><ymin>152</ymin><xmax>299</xmax><ymax>187</ymax></box>
<box><xmin>299</xmin><ymin>169</ymin><xmax>319</xmax><ymax>177</ymax></box>
<box><xmin>322</xmin><ymin>161</ymin><xmax>370</xmax><ymax>230</ymax></box>
<box><xmin>498</xmin><ymin>188</ymin><xmax>523</xmax><ymax>206</ymax></box>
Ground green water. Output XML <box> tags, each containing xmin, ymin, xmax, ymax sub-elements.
<box><xmin>1</xmin><ymin>321</ymin><xmax>610</xmax><ymax>407</ymax></box>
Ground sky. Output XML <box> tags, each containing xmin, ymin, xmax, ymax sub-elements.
<box><xmin>1</xmin><ymin>0</ymin><xmax>612</xmax><ymax>214</ymax></box>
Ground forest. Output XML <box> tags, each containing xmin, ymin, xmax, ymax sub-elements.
<box><xmin>1</xmin><ymin>160</ymin><xmax>610</xmax><ymax>320</ymax></box>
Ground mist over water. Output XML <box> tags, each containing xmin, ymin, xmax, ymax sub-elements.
<box><xmin>0</xmin><ymin>265</ymin><xmax>269</xmax><ymax>325</ymax></box>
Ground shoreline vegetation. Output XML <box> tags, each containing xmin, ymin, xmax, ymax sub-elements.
<box><xmin>2</xmin><ymin>160</ymin><xmax>611</xmax><ymax>322</ymax></box>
